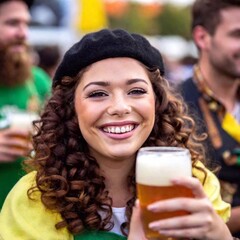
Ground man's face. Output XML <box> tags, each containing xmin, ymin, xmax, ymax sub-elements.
<box><xmin>0</xmin><ymin>0</ymin><xmax>30</xmax><ymax>53</ymax></box>
<box><xmin>207</xmin><ymin>7</ymin><xmax>240</xmax><ymax>79</ymax></box>
<box><xmin>0</xmin><ymin>1</ymin><xmax>31</xmax><ymax>87</ymax></box>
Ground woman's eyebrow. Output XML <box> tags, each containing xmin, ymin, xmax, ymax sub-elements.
<box><xmin>83</xmin><ymin>78</ymin><xmax>148</xmax><ymax>91</ymax></box>
<box><xmin>127</xmin><ymin>79</ymin><xmax>149</xmax><ymax>85</ymax></box>
<box><xmin>83</xmin><ymin>81</ymin><xmax>110</xmax><ymax>91</ymax></box>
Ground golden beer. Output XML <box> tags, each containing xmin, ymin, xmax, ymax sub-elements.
<box><xmin>136</xmin><ymin>147</ymin><xmax>193</xmax><ymax>240</ymax></box>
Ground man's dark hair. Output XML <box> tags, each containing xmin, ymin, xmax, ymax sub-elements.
<box><xmin>0</xmin><ymin>0</ymin><xmax>34</xmax><ymax>9</ymax></box>
<box><xmin>192</xmin><ymin>0</ymin><xmax>240</xmax><ymax>34</ymax></box>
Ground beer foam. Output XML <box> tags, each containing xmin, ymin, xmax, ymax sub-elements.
<box><xmin>9</xmin><ymin>112</ymin><xmax>39</xmax><ymax>130</ymax></box>
<box><xmin>136</xmin><ymin>154</ymin><xmax>192</xmax><ymax>186</ymax></box>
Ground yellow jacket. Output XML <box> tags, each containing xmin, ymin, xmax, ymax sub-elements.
<box><xmin>0</xmin><ymin>162</ymin><xmax>230</xmax><ymax>240</ymax></box>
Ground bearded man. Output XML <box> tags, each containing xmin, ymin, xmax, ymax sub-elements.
<box><xmin>0</xmin><ymin>0</ymin><xmax>51</xmax><ymax>208</ymax></box>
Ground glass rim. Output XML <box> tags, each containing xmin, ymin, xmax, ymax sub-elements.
<box><xmin>138</xmin><ymin>146</ymin><xmax>189</xmax><ymax>154</ymax></box>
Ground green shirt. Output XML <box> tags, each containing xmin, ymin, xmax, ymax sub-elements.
<box><xmin>0</xmin><ymin>66</ymin><xmax>51</xmax><ymax>208</ymax></box>
<box><xmin>74</xmin><ymin>231</ymin><xmax>127</xmax><ymax>240</ymax></box>
<box><xmin>0</xmin><ymin>66</ymin><xmax>51</xmax><ymax>110</ymax></box>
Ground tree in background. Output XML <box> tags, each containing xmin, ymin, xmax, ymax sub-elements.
<box><xmin>156</xmin><ymin>4</ymin><xmax>191</xmax><ymax>39</ymax></box>
<box><xmin>106</xmin><ymin>1</ymin><xmax>191</xmax><ymax>39</ymax></box>
<box><xmin>107</xmin><ymin>1</ymin><xmax>162</xmax><ymax>35</ymax></box>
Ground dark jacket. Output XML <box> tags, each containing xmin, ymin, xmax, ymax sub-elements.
<box><xmin>180</xmin><ymin>77</ymin><xmax>240</xmax><ymax>207</ymax></box>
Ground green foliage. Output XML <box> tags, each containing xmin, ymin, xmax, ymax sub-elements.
<box><xmin>156</xmin><ymin>4</ymin><xmax>191</xmax><ymax>39</ymax></box>
<box><xmin>108</xmin><ymin>3</ymin><xmax>159</xmax><ymax>35</ymax></box>
<box><xmin>108</xmin><ymin>3</ymin><xmax>192</xmax><ymax>39</ymax></box>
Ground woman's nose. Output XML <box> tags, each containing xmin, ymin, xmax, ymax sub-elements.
<box><xmin>107</xmin><ymin>95</ymin><xmax>132</xmax><ymax>116</ymax></box>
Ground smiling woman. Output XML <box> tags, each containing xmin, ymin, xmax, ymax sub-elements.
<box><xmin>0</xmin><ymin>28</ymin><xmax>236</xmax><ymax>240</ymax></box>
<box><xmin>74</xmin><ymin>58</ymin><xmax>155</xmax><ymax>160</ymax></box>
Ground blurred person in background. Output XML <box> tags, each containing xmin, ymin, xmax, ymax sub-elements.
<box><xmin>30</xmin><ymin>0</ymin><xmax>67</xmax><ymax>27</ymax></box>
<box><xmin>179</xmin><ymin>0</ymin><xmax>240</xmax><ymax>237</ymax></box>
<box><xmin>35</xmin><ymin>44</ymin><xmax>61</xmax><ymax>78</ymax></box>
<box><xmin>0</xmin><ymin>0</ymin><xmax>51</xmax><ymax>208</ymax></box>
<box><xmin>164</xmin><ymin>54</ymin><xmax>198</xmax><ymax>87</ymax></box>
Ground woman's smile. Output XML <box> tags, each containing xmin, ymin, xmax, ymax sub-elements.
<box><xmin>100</xmin><ymin>122</ymin><xmax>139</xmax><ymax>140</ymax></box>
<box><xmin>101</xmin><ymin>120</ymin><xmax>138</xmax><ymax>133</ymax></box>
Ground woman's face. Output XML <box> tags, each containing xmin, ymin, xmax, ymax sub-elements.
<box><xmin>74</xmin><ymin>57</ymin><xmax>155</xmax><ymax>162</ymax></box>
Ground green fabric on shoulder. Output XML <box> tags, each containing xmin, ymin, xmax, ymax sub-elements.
<box><xmin>74</xmin><ymin>231</ymin><xmax>127</xmax><ymax>240</ymax></box>
<box><xmin>0</xmin><ymin>158</ymin><xmax>25</xmax><ymax>208</ymax></box>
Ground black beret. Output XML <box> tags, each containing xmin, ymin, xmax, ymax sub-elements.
<box><xmin>0</xmin><ymin>0</ymin><xmax>34</xmax><ymax>8</ymax></box>
<box><xmin>53</xmin><ymin>28</ymin><xmax>165</xmax><ymax>88</ymax></box>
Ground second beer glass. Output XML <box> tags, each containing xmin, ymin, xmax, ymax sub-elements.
<box><xmin>136</xmin><ymin>146</ymin><xmax>193</xmax><ymax>240</ymax></box>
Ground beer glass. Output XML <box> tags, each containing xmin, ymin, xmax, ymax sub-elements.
<box><xmin>7</xmin><ymin>111</ymin><xmax>39</xmax><ymax>152</ymax></box>
<box><xmin>136</xmin><ymin>146</ymin><xmax>193</xmax><ymax>240</ymax></box>
<box><xmin>8</xmin><ymin>111</ymin><xmax>39</xmax><ymax>130</ymax></box>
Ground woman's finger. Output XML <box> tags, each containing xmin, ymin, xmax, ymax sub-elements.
<box><xmin>147</xmin><ymin>197</ymin><xmax>212</xmax><ymax>214</ymax></box>
<box><xmin>149</xmin><ymin>211</ymin><xmax>212</xmax><ymax>230</ymax></box>
<box><xmin>171</xmin><ymin>176</ymin><xmax>206</xmax><ymax>198</ymax></box>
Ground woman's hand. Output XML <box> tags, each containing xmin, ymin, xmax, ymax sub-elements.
<box><xmin>129</xmin><ymin>177</ymin><xmax>232</xmax><ymax>240</ymax></box>
<box><xmin>128</xmin><ymin>200</ymin><xmax>148</xmax><ymax>240</ymax></box>
<box><xmin>147</xmin><ymin>177</ymin><xmax>232</xmax><ymax>240</ymax></box>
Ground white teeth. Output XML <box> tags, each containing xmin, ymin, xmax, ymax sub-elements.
<box><xmin>103</xmin><ymin>125</ymin><xmax>134</xmax><ymax>134</ymax></box>
<box><xmin>116</xmin><ymin>127</ymin><xmax>121</xmax><ymax>133</ymax></box>
<box><xmin>120</xmin><ymin>126</ymin><xmax>125</xmax><ymax>133</ymax></box>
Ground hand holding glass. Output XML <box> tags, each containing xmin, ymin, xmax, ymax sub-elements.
<box><xmin>136</xmin><ymin>147</ymin><xmax>193</xmax><ymax>240</ymax></box>
<box><xmin>7</xmin><ymin>112</ymin><xmax>38</xmax><ymax>153</ymax></box>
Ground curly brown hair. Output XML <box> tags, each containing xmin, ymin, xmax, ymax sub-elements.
<box><xmin>26</xmin><ymin>66</ymin><xmax>207</xmax><ymax>236</ymax></box>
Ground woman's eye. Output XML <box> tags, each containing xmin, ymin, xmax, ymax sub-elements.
<box><xmin>88</xmin><ymin>91</ymin><xmax>108</xmax><ymax>98</ymax></box>
<box><xmin>129</xmin><ymin>88</ymin><xmax>147</xmax><ymax>95</ymax></box>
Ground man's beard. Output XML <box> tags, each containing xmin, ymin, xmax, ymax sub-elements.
<box><xmin>0</xmin><ymin>41</ymin><xmax>32</xmax><ymax>87</ymax></box>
